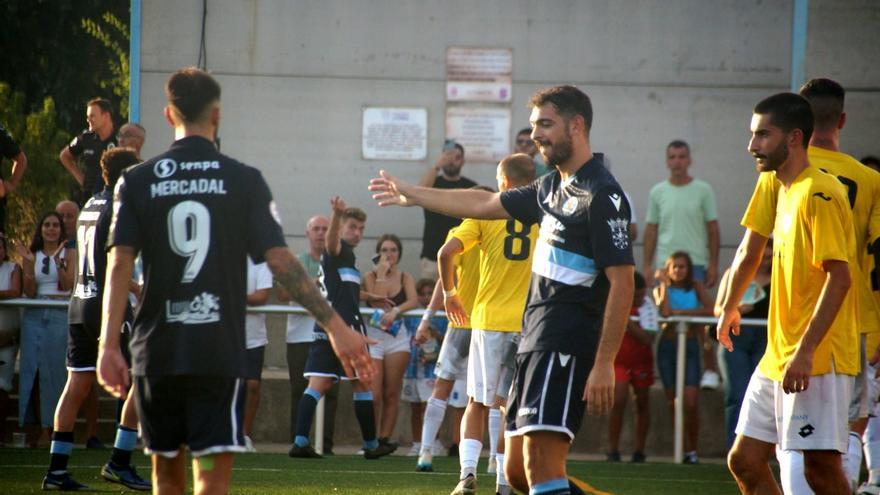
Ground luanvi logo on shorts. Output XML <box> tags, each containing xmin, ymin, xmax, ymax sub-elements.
<box><xmin>798</xmin><ymin>424</ymin><xmax>815</xmax><ymax>438</ymax></box>
<box><xmin>517</xmin><ymin>407</ymin><xmax>538</xmax><ymax>417</ymax></box>
<box><xmin>166</xmin><ymin>292</ymin><xmax>221</xmax><ymax>324</ymax></box>
<box><xmin>558</xmin><ymin>353</ymin><xmax>571</xmax><ymax>367</ymax></box>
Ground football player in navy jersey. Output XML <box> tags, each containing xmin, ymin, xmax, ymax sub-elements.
<box><xmin>97</xmin><ymin>68</ymin><xmax>373</xmax><ymax>495</ymax></box>
<box><xmin>42</xmin><ymin>148</ymin><xmax>151</xmax><ymax>491</ymax></box>
<box><xmin>371</xmin><ymin>85</ymin><xmax>634</xmax><ymax>495</ymax></box>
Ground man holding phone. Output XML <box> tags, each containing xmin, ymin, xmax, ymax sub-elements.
<box><xmin>417</xmin><ymin>140</ymin><xmax>477</xmax><ymax>280</ymax></box>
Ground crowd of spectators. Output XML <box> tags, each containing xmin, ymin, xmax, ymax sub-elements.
<box><xmin>0</xmin><ymin>96</ymin><xmax>876</xmax><ymax>470</ymax></box>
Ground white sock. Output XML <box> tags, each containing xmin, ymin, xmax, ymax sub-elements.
<box><xmin>420</xmin><ymin>397</ymin><xmax>447</xmax><ymax>456</ymax></box>
<box><xmin>844</xmin><ymin>431</ymin><xmax>863</xmax><ymax>488</ymax></box>
<box><xmin>488</xmin><ymin>408</ymin><xmax>501</xmax><ymax>456</ymax></box>
<box><xmin>412</xmin><ymin>441</ymin><xmax>421</xmax><ymax>450</ymax></box>
<box><xmin>459</xmin><ymin>438</ymin><xmax>482</xmax><ymax>479</ymax></box>
<box><xmin>865</xmin><ymin>416</ymin><xmax>880</xmax><ymax>484</ymax></box>
<box><xmin>777</xmin><ymin>447</ymin><xmax>814</xmax><ymax>495</ymax></box>
<box><xmin>495</xmin><ymin>453</ymin><xmax>507</xmax><ymax>487</ymax></box>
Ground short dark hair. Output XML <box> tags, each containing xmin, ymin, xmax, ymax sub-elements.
<box><xmin>862</xmin><ymin>155</ymin><xmax>880</xmax><ymax>169</ymax></box>
<box><xmin>517</xmin><ymin>128</ymin><xmax>531</xmax><ymax>137</ymax></box>
<box><xmin>101</xmin><ymin>147</ymin><xmax>140</xmax><ymax>187</ymax></box>
<box><xmin>499</xmin><ymin>153</ymin><xmax>536</xmax><ymax>184</ymax></box>
<box><xmin>753</xmin><ymin>92</ymin><xmax>814</xmax><ymax>148</ymax></box>
<box><xmin>666</xmin><ymin>140</ymin><xmax>690</xmax><ymax>154</ymax></box>
<box><xmin>375</xmin><ymin>233</ymin><xmax>403</xmax><ymax>258</ymax></box>
<box><xmin>165</xmin><ymin>67</ymin><xmax>221</xmax><ymax>123</ymax></box>
<box><xmin>87</xmin><ymin>98</ymin><xmax>113</xmax><ymax>116</ymax></box>
<box><xmin>528</xmin><ymin>85</ymin><xmax>593</xmax><ymax>133</ymax></box>
<box><xmin>342</xmin><ymin>207</ymin><xmax>367</xmax><ymax>223</ymax></box>
<box><xmin>799</xmin><ymin>78</ymin><xmax>845</xmax><ymax>131</ymax></box>
<box><xmin>454</xmin><ymin>142</ymin><xmax>465</xmax><ymax>156</ymax></box>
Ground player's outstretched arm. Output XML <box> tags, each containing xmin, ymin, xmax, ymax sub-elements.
<box><xmin>715</xmin><ymin>229</ymin><xmax>768</xmax><ymax>352</ymax></box>
<box><xmin>369</xmin><ymin>170</ymin><xmax>510</xmax><ymax>220</ymax></box>
<box><xmin>584</xmin><ymin>264</ymin><xmax>634</xmax><ymax>415</ymax></box>
<box><xmin>265</xmin><ymin>247</ymin><xmax>374</xmax><ymax>382</ymax></box>
<box><xmin>98</xmin><ymin>246</ymin><xmax>136</xmax><ymax>398</ymax></box>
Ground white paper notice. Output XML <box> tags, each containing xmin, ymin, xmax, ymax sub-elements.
<box><xmin>446</xmin><ymin>47</ymin><xmax>513</xmax><ymax>103</ymax></box>
<box><xmin>445</xmin><ymin>106</ymin><xmax>511</xmax><ymax>163</ymax></box>
<box><xmin>362</xmin><ymin>107</ymin><xmax>428</xmax><ymax>160</ymax></box>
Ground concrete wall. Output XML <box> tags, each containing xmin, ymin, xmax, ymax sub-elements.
<box><xmin>138</xmin><ymin>0</ymin><xmax>880</xmax><ymax>277</ymax></box>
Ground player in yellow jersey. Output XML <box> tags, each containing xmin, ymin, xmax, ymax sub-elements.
<box><xmin>442</xmin><ymin>154</ymin><xmax>537</xmax><ymax>495</ymax></box>
<box><xmin>721</xmin><ymin>78</ymin><xmax>880</xmax><ymax>493</ymax></box>
<box><xmin>717</xmin><ymin>92</ymin><xmax>859</xmax><ymax>494</ymax></box>
<box><xmin>413</xmin><ymin>214</ymin><xmax>482</xmax><ymax>473</ymax></box>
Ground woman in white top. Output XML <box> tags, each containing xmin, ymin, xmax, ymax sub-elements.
<box><xmin>15</xmin><ymin>211</ymin><xmax>75</xmax><ymax>444</ymax></box>
<box><xmin>0</xmin><ymin>235</ymin><xmax>22</xmax><ymax>446</ymax></box>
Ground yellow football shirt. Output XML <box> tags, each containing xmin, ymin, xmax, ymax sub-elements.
<box><xmin>453</xmin><ymin>218</ymin><xmax>537</xmax><ymax>332</ymax></box>
<box><xmin>744</xmin><ymin>146</ymin><xmax>880</xmax><ymax>334</ymax></box>
<box><xmin>446</xmin><ymin>227</ymin><xmax>480</xmax><ymax>330</ymax></box>
<box><xmin>743</xmin><ymin>165</ymin><xmax>859</xmax><ymax>380</ymax></box>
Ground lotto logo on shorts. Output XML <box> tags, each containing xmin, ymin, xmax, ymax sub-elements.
<box><xmin>517</xmin><ymin>407</ymin><xmax>537</xmax><ymax>417</ymax></box>
<box><xmin>798</xmin><ymin>424</ymin><xmax>815</xmax><ymax>438</ymax></box>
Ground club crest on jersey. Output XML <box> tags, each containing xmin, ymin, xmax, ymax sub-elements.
<box><xmin>607</xmin><ymin>218</ymin><xmax>629</xmax><ymax>249</ymax></box>
<box><xmin>166</xmin><ymin>291</ymin><xmax>221</xmax><ymax>324</ymax></box>
<box><xmin>562</xmin><ymin>197</ymin><xmax>578</xmax><ymax>215</ymax></box>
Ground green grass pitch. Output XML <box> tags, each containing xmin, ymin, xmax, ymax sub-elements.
<box><xmin>0</xmin><ymin>448</ymin><xmax>739</xmax><ymax>494</ymax></box>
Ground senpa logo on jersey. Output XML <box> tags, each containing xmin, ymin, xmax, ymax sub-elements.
<box><xmin>166</xmin><ymin>291</ymin><xmax>221</xmax><ymax>324</ymax></box>
<box><xmin>154</xmin><ymin>158</ymin><xmax>178</xmax><ymax>178</ymax></box>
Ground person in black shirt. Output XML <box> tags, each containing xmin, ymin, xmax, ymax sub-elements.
<box><xmin>417</xmin><ymin>141</ymin><xmax>477</xmax><ymax>279</ymax></box>
<box><xmin>97</xmin><ymin>68</ymin><xmax>374</xmax><ymax>495</ymax></box>
<box><xmin>0</xmin><ymin>123</ymin><xmax>28</xmax><ymax>231</ymax></box>
<box><xmin>42</xmin><ymin>147</ymin><xmax>150</xmax><ymax>491</ymax></box>
<box><xmin>370</xmin><ymin>85</ymin><xmax>634</xmax><ymax>495</ymax></box>
<box><xmin>59</xmin><ymin>98</ymin><xmax>117</xmax><ymax>205</ymax></box>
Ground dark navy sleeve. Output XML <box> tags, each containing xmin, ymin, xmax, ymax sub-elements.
<box><xmin>107</xmin><ymin>172</ymin><xmax>143</xmax><ymax>251</ymax></box>
<box><xmin>246</xmin><ymin>169</ymin><xmax>287</xmax><ymax>263</ymax></box>
<box><xmin>500</xmin><ymin>181</ymin><xmax>541</xmax><ymax>226</ymax></box>
<box><xmin>68</xmin><ymin>132</ymin><xmax>85</xmax><ymax>157</ymax></box>
<box><xmin>589</xmin><ymin>185</ymin><xmax>635</xmax><ymax>269</ymax></box>
<box><xmin>0</xmin><ymin>125</ymin><xmax>21</xmax><ymax>159</ymax></box>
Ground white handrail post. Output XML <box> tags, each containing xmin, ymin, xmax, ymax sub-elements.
<box><xmin>315</xmin><ymin>396</ymin><xmax>325</xmax><ymax>455</ymax></box>
<box><xmin>674</xmin><ymin>320</ymin><xmax>687</xmax><ymax>464</ymax></box>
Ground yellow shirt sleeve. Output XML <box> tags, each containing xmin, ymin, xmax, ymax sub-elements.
<box><xmin>806</xmin><ymin>186</ymin><xmax>851</xmax><ymax>268</ymax></box>
<box><xmin>741</xmin><ymin>172</ymin><xmax>780</xmax><ymax>237</ymax></box>
<box><xmin>453</xmin><ymin>218</ymin><xmax>483</xmax><ymax>254</ymax></box>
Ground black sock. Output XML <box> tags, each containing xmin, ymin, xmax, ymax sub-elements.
<box><xmin>568</xmin><ymin>478</ymin><xmax>586</xmax><ymax>495</ymax></box>
<box><xmin>48</xmin><ymin>431</ymin><xmax>74</xmax><ymax>473</ymax></box>
<box><xmin>353</xmin><ymin>393</ymin><xmax>377</xmax><ymax>449</ymax></box>
<box><xmin>293</xmin><ymin>388</ymin><xmax>321</xmax><ymax>446</ymax></box>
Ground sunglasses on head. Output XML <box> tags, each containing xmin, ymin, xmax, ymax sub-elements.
<box><xmin>41</xmin><ymin>256</ymin><xmax>50</xmax><ymax>275</ymax></box>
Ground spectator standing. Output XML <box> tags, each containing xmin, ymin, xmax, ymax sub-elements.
<box><xmin>715</xmin><ymin>241</ymin><xmax>771</xmax><ymax>449</ymax></box>
<box><xmin>281</xmin><ymin>214</ymin><xmax>339</xmax><ymax>453</ymax></box>
<box><xmin>242</xmin><ymin>257</ymin><xmax>273</xmax><ymax>452</ymax></box>
<box><xmin>654</xmin><ymin>251</ymin><xmax>714</xmax><ymax>464</ymax></box>
<box><xmin>116</xmin><ymin>124</ymin><xmax>145</xmax><ymax>157</ymax></box>
<box><xmin>0</xmin><ymin>235</ymin><xmax>21</xmax><ymax>445</ymax></box>
<box><xmin>0</xmin><ymin>123</ymin><xmax>28</xmax><ymax>232</ymax></box>
<box><xmin>363</xmin><ymin>233</ymin><xmax>419</xmax><ymax>449</ymax></box>
<box><xmin>643</xmin><ymin>140</ymin><xmax>721</xmax><ymax>389</ymax></box>
<box><xmin>417</xmin><ymin>141</ymin><xmax>476</xmax><ymax>280</ymax></box>
<box><xmin>59</xmin><ymin>98</ymin><xmax>117</xmax><ymax>205</ymax></box>
<box><xmin>607</xmin><ymin>271</ymin><xmax>658</xmax><ymax>463</ymax></box>
<box><xmin>514</xmin><ymin>127</ymin><xmax>550</xmax><ymax>177</ymax></box>
<box><xmin>15</xmin><ymin>212</ymin><xmax>75</xmax><ymax>446</ymax></box>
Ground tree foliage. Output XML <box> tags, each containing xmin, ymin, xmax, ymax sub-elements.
<box><xmin>0</xmin><ymin>84</ymin><xmax>70</xmax><ymax>246</ymax></box>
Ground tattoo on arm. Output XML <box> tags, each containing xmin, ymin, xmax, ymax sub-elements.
<box><xmin>275</xmin><ymin>256</ymin><xmax>335</xmax><ymax>324</ymax></box>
